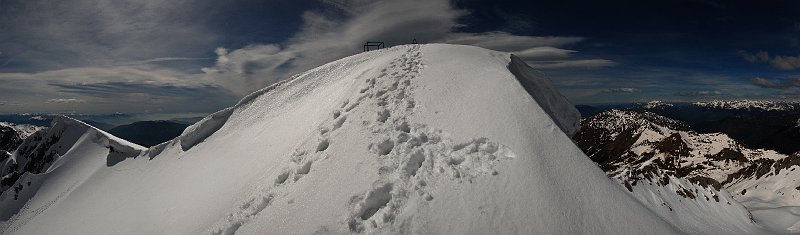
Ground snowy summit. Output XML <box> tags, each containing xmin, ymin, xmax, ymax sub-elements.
<box><xmin>2</xmin><ymin>44</ymin><xmax>691</xmax><ymax>234</ymax></box>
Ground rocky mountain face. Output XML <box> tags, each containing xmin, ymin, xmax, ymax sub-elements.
<box><xmin>0</xmin><ymin>123</ymin><xmax>43</xmax><ymax>160</ymax></box>
<box><xmin>578</xmin><ymin>101</ymin><xmax>800</xmax><ymax>155</ymax></box>
<box><xmin>575</xmin><ymin>109</ymin><xmax>800</xmax><ymax>232</ymax></box>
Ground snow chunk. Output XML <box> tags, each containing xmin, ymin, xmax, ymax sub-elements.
<box><xmin>179</xmin><ymin>107</ymin><xmax>234</xmax><ymax>151</ymax></box>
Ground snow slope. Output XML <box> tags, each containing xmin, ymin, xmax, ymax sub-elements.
<box><xmin>622</xmin><ymin>170</ymin><xmax>763</xmax><ymax>234</ymax></box>
<box><xmin>575</xmin><ymin>109</ymin><xmax>799</xmax><ymax>234</ymax></box>
<box><xmin>0</xmin><ymin>116</ymin><xmax>145</xmax><ymax>230</ymax></box>
<box><xmin>1</xmin><ymin>44</ymin><xmax>683</xmax><ymax>234</ymax></box>
<box><xmin>725</xmin><ymin>154</ymin><xmax>800</xmax><ymax>233</ymax></box>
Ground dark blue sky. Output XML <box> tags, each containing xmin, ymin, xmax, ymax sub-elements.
<box><xmin>456</xmin><ymin>0</ymin><xmax>800</xmax><ymax>103</ymax></box>
<box><xmin>1</xmin><ymin>0</ymin><xmax>799</xmax><ymax>114</ymax></box>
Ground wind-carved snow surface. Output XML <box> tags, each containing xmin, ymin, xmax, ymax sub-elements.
<box><xmin>0</xmin><ymin>44</ymin><xmax>687</xmax><ymax>234</ymax></box>
<box><xmin>179</xmin><ymin>107</ymin><xmax>234</xmax><ymax>151</ymax></box>
<box><xmin>507</xmin><ymin>55</ymin><xmax>580</xmax><ymax>136</ymax></box>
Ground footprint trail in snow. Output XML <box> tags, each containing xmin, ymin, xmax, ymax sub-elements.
<box><xmin>210</xmin><ymin>45</ymin><xmax>516</xmax><ymax>234</ymax></box>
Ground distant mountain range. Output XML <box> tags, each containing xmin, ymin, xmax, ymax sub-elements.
<box><xmin>0</xmin><ymin>115</ymin><xmax>193</xmax><ymax>148</ymax></box>
<box><xmin>577</xmin><ymin>100</ymin><xmax>800</xmax><ymax>155</ymax></box>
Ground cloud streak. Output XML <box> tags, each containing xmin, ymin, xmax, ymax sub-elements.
<box><xmin>46</xmin><ymin>98</ymin><xmax>85</xmax><ymax>104</ymax></box>
<box><xmin>443</xmin><ymin>32</ymin><xmax>584</xmax><ymax>51</ymax></box>
<box><xmin>740</xmin><ymin>51</ymin><xmax>800</xmax><ymax>70</ymax></box>
<box><xmin>676</xmin><ymin>90</ymin><xmax>723</xmax><ymax>97</ymax></box>
<box><xmin>512</xmin><ymin>47</ymin><xmax>576</xmax><ymax>60</ymax></box>
<box><xmin>603</xmin><ymin>87</ymin><xmax>640</xmax><ymax>93</ymax></box>
<box><xmin>118</xmin><ymin>57</ymin><xmax>215</xmax><ymax>66</ymax></box>
<box><xmin>751</xmin><ymin>77</ymin><xmax>800</xmax><ymax>89</ymax></box>
<box><xmin>0</xmin><ymin>0</ymin><xmax>228</xmax><ymax>71</ymax></box>
<box><xmin>771</xmin><ymin>56</ymin><xmax>800</xmax><ymax>70</ymax></box>
<box><xmin>528</xmin><ymin>59</ymin><xmax>617</xmax><ymax>69</ymax></box>
<box><xmin>0</xmin><ymin>65</ymin><xmax>238</xmax><ymax>113</ymax></box>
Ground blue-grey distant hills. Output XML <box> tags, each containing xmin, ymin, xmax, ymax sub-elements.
<box><xmin>108</xmin><ymin>120</ymin><xmax>190</xmax><ymax>147</ymax></box>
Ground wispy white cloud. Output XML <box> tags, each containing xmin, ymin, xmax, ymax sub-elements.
<box><xmin>443</xmin><ymin>32</ymin><xmax>584</xmax><ymax>51</ymax></box>
<box><xmin>0</xmin><ymin>0</ymin><xmax>223</xmax><ymax>70</ymax></box>
<box><xmin>512</xmin><ymin>47</ymin><xmax>576</xmax><ymax>60</ymax></box>
<box><xmin>527</xmin><ymin>59</ymin><xmax>617</xmax><ymax>69</ymax></box>
<box><xmin>676</xmin><ymin>90</ymin><xmax>723</xmax><ymax>97</ymax></box>
<box><xmin>198</xmin><ymin>0</ymin><xmax>467</xmax><ymax>95</ymax></box>
<box><xmin>46</xmin><ymin>98</ymin><xmax>85</xmax><ymax>104</ymax></box>
<box><xmin>739</xmin><ymin>50</ymin><xmax>800</xmax><ymax>70</ymax></box>
<box><xmin>770</xmin><ymin>55</ymin><xmax>800</xmax><ymax>70</ymax></box>
<box><xmin>0</xmin><ymin>66</ymin><xmax>237</xmax><ymax>113</ymax></box>
<box><xmin>118</xmin><ymin>57</ymin><xmax>215</xmax><ymax>66</ymax></box>
<box><xmin>603</xmin><ymin>87</ymin><xmax>639</xmax><ymax>93</ymax></box>
<box><xmin>751</xmin><ymin>77</ymin><xmax>800</xmax><ymax>89</ymax></box>
<box><xmin>739</xmin><ymin>50</ymin><xmax>770</xmax><ymax>63</ymax></box>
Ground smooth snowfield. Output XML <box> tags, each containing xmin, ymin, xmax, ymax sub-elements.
<box><xmin>2</xmin><ymin>44</ymin><xmax>683</xmax><ymax>234</ymax></box>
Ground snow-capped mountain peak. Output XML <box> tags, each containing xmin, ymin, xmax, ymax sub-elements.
<box><xmin>692</xmin><ymin>100</ymin><xmax>800</xmax><ymax>111</ymax></box>
<box><xmin>640</xmin><ymin>100</ymin><xmax>674</xmax><ymax>109</ymax></box>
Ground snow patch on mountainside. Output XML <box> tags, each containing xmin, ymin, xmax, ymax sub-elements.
<box><xmin>0</xmin><ymin>122</ymin><xmax>43</xmax><ymax>140</ymax></box>
<box><xmin>724</xmin><ymin>157</ymin><xmax>800</xmax><ymax>233</ymax></box>
<box><xmin>641</xmin><ymin>100</ymin><xmax>674</xmax><ymax>109</ymax></box>
<box><xmin>577</xmin><ymin>109</ymin><xmax>787</xmax><ymax>185</ymax></box>
<box><xmin>576</xmin><ymin>109</ymin><xmax>800</xmax><ymax>234</ymax></box>
<box><xmin>620</xmin><ymin>170</ymin><xmax>762</xmax><ymax>234</ymax></box>
<box><xmin>0</xmin><ymin>122</ymin><xmax>44</xmax><ymax>160</ymax></box>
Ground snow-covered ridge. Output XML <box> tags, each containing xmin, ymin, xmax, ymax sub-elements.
<box><xmin>692</xmin><ymin>100</ymin><xmax>800</xmax><ymax>111</ymax></box>
<box><xmin>155</xmin><ymin>47</ymin><xmax>581</xmax><ymax>157</ymax></box>
<box><xmin>1</xmin><ymin>44</ymin><xmax>689</xmax><ymax>234</ymax></box>
<box><xmin>0</xmin><ymin>116</ymin><xmax>144</xmax><ymax>193</ymax></box>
